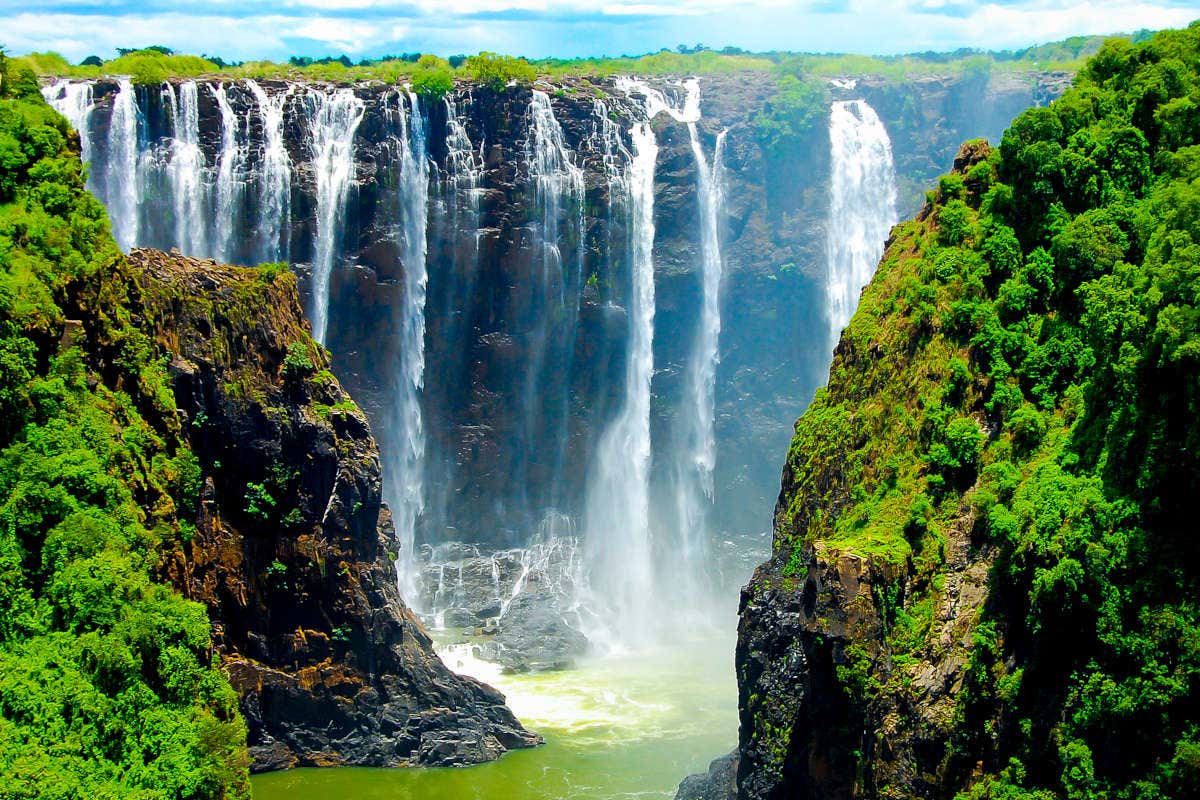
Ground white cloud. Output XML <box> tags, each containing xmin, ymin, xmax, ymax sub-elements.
<box><xmin>288</xmin><ymin>18</ymin><xmax>384</xmax><ymax>51</ymax></box>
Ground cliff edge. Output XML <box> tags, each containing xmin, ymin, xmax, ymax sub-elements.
<box><xmin>129</xmin><ymin>248</ymin><xmax>540</xmax><ymax>770</ymax></box>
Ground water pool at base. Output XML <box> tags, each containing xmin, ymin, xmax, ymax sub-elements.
<box><xmin>251</xmin><ymin>631</ymin><xmax>737</xmax><ymax>799</ymax></box>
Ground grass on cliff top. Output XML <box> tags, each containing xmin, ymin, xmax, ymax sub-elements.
<box><xmin>12</xmin><ymin>30</ymin><xmax>1143</xmax><ymax>87</ymax></box>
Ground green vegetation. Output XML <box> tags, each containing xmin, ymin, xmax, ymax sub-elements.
<box><xmin>0</xmin><ymin>53</ymin><xmax>248</xmax><ymax>797</ymax></box>
<box><xmin>282</xmin><ymin>340</ymin><xmax>316</xmax><ymax>380</ymax></box>
<box><xmin>462</xmin><ymin>52</ymin><xmax>536</xmax><ymax>88</ymax></box>
<box><xmin>775</xmin><ymin>21</ymin><xmax>1200</xmax><ymax>798</ymax></box>
<box><xmin>410</xmin><ymin>54</ymin><xmax>454</xmax><ymax>98</ymax></box>
<box><xmin>12</xmin><ymin>32</ymin><xmax>1142</xmax><ymax>93</ymax></box>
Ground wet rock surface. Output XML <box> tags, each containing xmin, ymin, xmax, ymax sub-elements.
<box><xmin>485</xmin><ymin>591</ymin><xmax>590</xmax><ymax>672</ymax></box>
<box><xmin>676</xmin><ymin>751</ymin><xmax>739</xmax><ymax>800</ymax></box>
<box><xmin>131</xmin><ymin>249</ymin><xmax>540</xmax><ymax>771</ymax></box>
<box><xmin>418</xmin><ymin>539</ymin><xmax>590</xmax><ymax>672</ymax></box>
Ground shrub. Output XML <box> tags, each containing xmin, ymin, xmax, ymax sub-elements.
<box><xmin>412</xmin><ymin>54</ymin><xmax>454</xmax><ymax>98</ymax></box>
<box><xmin>282</xmin><ymin>340</ymin><xmax>315</xmax><ymax>380</ymax></box>
<box><xmin>462</xmin><ymin>52</ymin><xmax>535</xmax><ymax>88</ymax></box>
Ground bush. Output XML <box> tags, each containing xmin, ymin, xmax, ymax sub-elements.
<box><xmin>412</xmin><ymin>54</ymin><xmax>454</xmax><ymax>98</ymax></box>
<box><xmin>462</xmin><ymin>52</ymin><xmax>535</xmax><ymax>88</ymax></box>
<box><xmin>282</xmin><ymin>340</ymin><xmax>315</xmax><ymax>380</ymax></box>
<box><xmin>103</xmin><ymin>50</ymin><xmax>217</xmax><ymax>85</ymax></box>
<box><xmin>937</xmin><ymin>199</ymin><xmax>977</xmax><ymax>246</ymax></box>
<box><xmin>0</xmin><ymin>82</ymin><xmax>249</xmax><ymax>797</ymax></box>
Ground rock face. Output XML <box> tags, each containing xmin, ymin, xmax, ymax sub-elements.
<box><xmin>63</xmin><ymin>71</ymin><xmax>1068</xmax><ymax>548</ymax></box>
<box><xmin>128</xmin><ymin>248</ymin><xmax>540</xmax><ymax>771</ymax></box>
<box><xmin>701</xmin><ymin>145</ymin><xmax>1001</xmax><ymax>799</ymax></box>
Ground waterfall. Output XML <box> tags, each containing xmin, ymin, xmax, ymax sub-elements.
<box><xmin>303</xmin><ymin>87</ymin><xmax>364</xmax><ymax>345</ymax></box>
<box><xmin>523</xmin><ymin>90</ymin><xmax>586</xmax><ymax>512</ymax></box>
<box><xmin>107</xmin><ymin>78</ymin><xmax>142</xmax><ymax>252</ymax></box>
<box><xmin>443</xmin><ymin>93</ymin><xmax>483</xmax><ymax>244</ymax></box>
<box><xmin>164</xmin><ymin>81</ymin><xmax>208</xmax><ymax>256</ymax></box>
<box><xmin>584</xmin><ymin>79</ymin><xmax>661</xmax><ymax>647</ymax></box>
<box><xmin>247</xmin><ymin>80</ymin><xmax>292</xmax><ymax>265</ymax></box>
<box><xmin>421</xmin><ymin>93</ymin><xmax>484</xmax><ymax>536</ymax></box>
<box><xmin>385</xmin><ymin>90</ymin><xmax>431</xmax><ymax>606</ymax></box>
<box><xmin>41</xmin><ymin>79</ymin><xmax>95</xmax><ymax>165</ymax></box>
<box><xmin>825</xmin><ymin>99</ymin><xmax>898</xmax><ymax>348</ymax></box>
<box><xmin>674</xmin><ymin>110</ymin><xmax>728</xmax><ymax>597</ymax></box>
<box><xmin>211</xmin><ymin>83</ymin><xmax>246</xmax><ymax>263</ymax></box>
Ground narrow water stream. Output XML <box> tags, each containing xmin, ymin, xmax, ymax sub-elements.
<box><xmin>251</xmin><ymin>630</ymin><xmax>737</xmax><ymax>799</ymax></box>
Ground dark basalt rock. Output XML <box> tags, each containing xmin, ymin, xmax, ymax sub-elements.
<box><xmin>489</xmin><ymin>591</ymin><xmax>590</xmax><ymax>673</ymax></box>
<box><xmin>129</xmin><ymin>248</ymin><xmax>540</xmax><ymax>771</ymax></box>
<box><xmin>676</xmin><ymin>751</ymin><xmax>739</xmax><ymax>800</ymax></box>
<box><xmin>418</xmin><ymin>541</ymin><xmax>588</xmax><ymax>672</ymax></box>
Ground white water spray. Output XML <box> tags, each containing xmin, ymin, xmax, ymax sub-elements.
<box><xmin>41</xmin><ymin>80</ymin><xmax>95</xmax><ymax>166</ymax></box>
<box><xmin>825</xmin><ymin>99</ymin><xmax>898</xmax><ymax>347</ymax></box>
<box><xmin>385</xmin><ymin>90</ymin><xmax>431</xmax><ymax>606</ymax></box>
<box><xmin>247</xmin><ymin>80</ymin><xmax>293</xmax><ymax>265</ymax></box>
<box><xmin>443</xmin><ymin>93</ymin><xmax>483</xmax><ymax>234</ymax></box>
<box><xmin>165</xmin><ymin>81</ymin><xmax>208</xmax><ymax>256</ymax></box>
<box><xmin>303</xmin><ymin>87</ymin><xmax>364</xmax><ymax>345</ymax></box>
<box><xmin>584</xmin><ymin>79</ymin><xmax>661</xmax><ymax>649</ymax></box>
<box><xmin>674</xmin><ymin>109</ymin><xmax>727</xmax><ymax>593</ymax></box>
<box><xmin>211</xmin><ymin>83</ymin><xmax>247</xmax><ymax>263</ymax></box>
<box><xmin>106</xmin><ymin>78</ymin><xmax>142</xmax><ymax>252</ymax></box>
<box><xmin>524</xmin><ymin>90</ymin><xmax>587</xmax><ymax>507</ymax></box>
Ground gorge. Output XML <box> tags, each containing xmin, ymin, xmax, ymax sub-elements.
<box><xmin>18</xmin><ymin>51</ymin><xmax>1088</xmax><ymax>798</ymax></box>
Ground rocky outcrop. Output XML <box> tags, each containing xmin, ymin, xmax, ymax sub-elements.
<box><xmin>734</xmin><ymin>526</ymin><xmax>991</xmax><ymax>799</ymax></box>
<box><xmin>676</xmin><ymin>751</ymin><xmax>739</xmax><ymax>800</ymax></box>
<box><xmin>688</xmin><ymin>143</ymin><xmax>1005</xmax><ymax>799</ymax></box>
<box><xmin>128</xmin><ymin>248</ymin><xmax>540</xmax><ymax>770</ymax></box>
<box><xmin>418</xmin><ymin>540</ymin><xmax>589</xmax><ymax>672</ymax></box>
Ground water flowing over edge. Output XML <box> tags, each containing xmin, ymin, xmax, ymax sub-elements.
<box><xmin>825</xmin><ymin>99</ymin><xmax>899</xmax><ymax>350</ymax></box>
<box><xmin>385</xmin><ymin>89</ymin><xmax>432</xmax><ymax>607</ymax></box>
<box><xmin>41</xmin><ymin>75</ymin><xmax>754</xmax><ymax>658</ymax></box>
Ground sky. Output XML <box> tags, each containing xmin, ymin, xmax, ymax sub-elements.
<box><xmin>3</xmin><ymin>1</ymin><xmax>1198</xmax><ymax>63</ymax></box>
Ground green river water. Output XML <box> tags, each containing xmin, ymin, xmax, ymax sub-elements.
<box><xmin>251</xmin><ymin>631</ymin><xmax>738</xmax><ymax>800</ymax></box>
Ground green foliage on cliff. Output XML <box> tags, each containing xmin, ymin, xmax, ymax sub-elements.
<box><xmin>776</xmin><ymin>20</ymin><xmax>1200</xmax><ymax>799</ymax></box>
<box><xmin>462</xmin><ymin>52</ymin><xmax>537</xmax><ymax>88</ymax></box>
<box><xmin>0</xmin><ymin>58</ymin><xmax>249</xmax><ymax>797</ymax></box>
<box><xmin>755</xmin><ymin>73</ymin><xmax>831</xmax><ymax>157</ymax></box>
<box><xmin>104</xmin><ymin>49</ymin><xmax>219</xmax><ymax>85</ymax></box>
<box><xmin>10</xmin><ymin>33</ymin><xmax>1121</xmax><ymax>89</ymax></box>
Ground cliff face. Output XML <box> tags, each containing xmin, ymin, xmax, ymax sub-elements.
<box><xmin>61</xmin><ymin>71</ymin><xmax>1067</xmax><ymax>546</ymax></box>
<box><xmin>128</xmin><ymin>248</ymin><xmax>539</xmax><ymax>770</ymax></box>
<box><xmin>728</xmin><ymin>143</ymin><xmax>1002</xmax><ymax>800</ymax></box>
<box><xmin>712</xmin><ymin>23</ymin><xmax>1200</xmax><ymax>800</ymax></box>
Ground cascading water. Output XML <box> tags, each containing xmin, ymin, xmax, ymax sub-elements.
<box><xmin>442</xmin><ymin>94</ymin><xmax>483</xmax><ymax>248</ymax></box>
<box><xmin>211</xmin><ymin>83</ymin><xmax>246</xmax><ymax>263</ymax></box>
<box><xmin>421</xmin><ymin>93</ymin><xmax>484</xmax><ymax>537</ymax></box>
<box><xmin>673</xmin><ymin>114</ymin><xmax>728</xmax><ymax>609</ymax></box>
<box><xmin>583</xmin><ymin>78</ymin><xmax>661</xmax><ymax>649</ymax></box>
<box><xmin>107</xmin><ymin>78</ymin><xmax>142</xmax><ymax>252</ymax></box>
<box><xmin>523</xmin><ymin>91</ymin><xmax>586</xmax><ymax>512</ymax></box>
<box><xmin>303</xmin><ymin>87</ymin><xmax>364</xmax><ymax>345</ymax></box>
<box><xmin>825</xmin><ymin>99</ymin><xmax>898</xmax><ymax>347</ymax></box>
<box><xmin>383</xmin><ymin>90</ymin><xmax>431</xmax><ymax>606</ymax></box>
<box><xmin>246</xmin><ymin>80</ymin><xmax>293</xmax><ymax>264</ymax></box>
<box><xmin>41</xmin><ymin>79</ymin><xmax>95</xmax><ymax>165</ymax></box>
<box><xmin>164</xmin><ymin>81</ymin><xmax>208</xmax><ymax>256</ymax></box>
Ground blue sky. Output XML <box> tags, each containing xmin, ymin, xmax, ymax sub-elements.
<box><xmin>5</xmin><ymin>1</ymin><xmax>1198</xmax><ymax>62</ymax></box>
